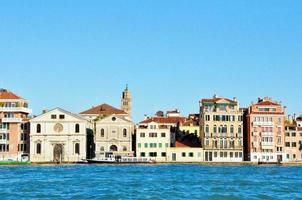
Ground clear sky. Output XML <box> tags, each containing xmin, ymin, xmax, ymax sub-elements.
<box><xmin>0</xmin><ymin>1</ymin><xmax>301</xmax><ymax>122</ymax></box>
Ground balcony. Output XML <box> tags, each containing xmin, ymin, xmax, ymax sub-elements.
<box><xmin>1</xmin><ymin>117</ymin><xmax>23</xmax><ymax>123</ymax></box>
<box><xmin>253</xmin><ymin>121</ymin><xmax>273</xmax><ymax>126</ymax></box>
<box><xmin>0</xmin><ymin>107</ymin><xmax>32</xmax><ymax>114</ymax></box>
<box><xmin>262</xmin><ymin>132</ymin><xmax>274</xmax><ymax>136</ymax></box>
<box><xmin>261</xmin><ymin>142</ymin><xmax>274</xmax><ymax>146</ymax></box>
<box><xmin>0</xmin><ymin>128</ymin><xmax>8</xmax><ymax>133</ymax></box>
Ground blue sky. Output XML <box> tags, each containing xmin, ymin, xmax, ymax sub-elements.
<box><xmin>0</xmin><ymin>1</ymin><xmax>301</xmax><ymax>122</ymax></box>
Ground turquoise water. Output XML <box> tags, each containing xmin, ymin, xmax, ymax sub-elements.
<box><xmin>0</xmin><ymin>164</ymin><xmax>302</xmax><ymax>200</ymax></box>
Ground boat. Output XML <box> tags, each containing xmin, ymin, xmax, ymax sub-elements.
<box><xmin>86</xmin><ymin>153</ymin><xmax>155</xmax><ymax>164</ymax></box>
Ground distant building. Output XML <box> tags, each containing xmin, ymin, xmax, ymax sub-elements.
<box><xmin>121</xmin><ymin>85</ymin><xmax>132</xmax><ymax>117</ymax></box>
<box><xmin>284</xmin><ymin>116</ymin><xmax>302</xmax><ymax>162</ymax></box>
<box><xmin>30</xmin><ymin>108</ymin><xmax>88</xmax><ymax>163</ymax></box>
<box><xmin>200</xmin><ymin>96</ymin><xmax>244</xmax><ymax>162</ymax></box>
<box><xmin>245</xmin><ymin>97</ymin><xmax>286</xmax><ymax>163</ymax></box>
<box><xmin>0</xmin><ymin>89</ymin><xmax>32</xmax><ymax>161</ymax></box>
<box><xmin>80</xmin><ymin>103</ymin><xmax>134</xmax><ymax>158</ymax></box>
<box><xmin>136</xmin><ymin>112</ymin><xmax>186</xmax><ymax>162</ymax></box>
<box><xmin>179</xmin><ymin>114</ymin><xmax>200</xmax><ymax>137</ymax></box>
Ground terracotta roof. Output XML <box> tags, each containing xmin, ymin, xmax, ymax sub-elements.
<box><xmin>0</xmin><ymin>89</ymin><xmax>23</xmax><ymax>100</ymax></box>
<box><xmin>80</xmin><ymin>103</ymin><xmax>127</xmax><ymax>115</ymax></box>
<box><xmin>176</xmin><ymin>141</ymin><xmax>190</xmax><ymax>148</ymax></box>
<box><xmin>182</xmin><ymin>119</ymin><xmax>199</xmax><ymax>126</ymax></box>
<box><xmin>140</xmin><ymin>117</ymin><xmax>186</xmax><ymax>124</ymax></box>
<box><xmin>255</xmin><ymin>101</ymin><xmax>280</xmax><ymax>106</ymax></box>
<box><xmin>201</xmin><ymin>98</ymin><xmax>236</xmax><ymax>104</ymax></box>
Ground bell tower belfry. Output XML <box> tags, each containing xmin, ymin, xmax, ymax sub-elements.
<box><xmin>121</xmin><ymin>84</ymin><xmax>132</xmax><ymax>116</ymax></box>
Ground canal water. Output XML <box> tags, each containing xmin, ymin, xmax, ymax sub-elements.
<box><xmin>0</xmin><ymin>164</ymin><xmax>301</xmax><ymax>199</ymax></box>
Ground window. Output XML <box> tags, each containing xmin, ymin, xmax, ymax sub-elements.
<box><xmin>161</xmin><ymin>152</ymin><xmax>166</xmax><ymax>157</ymax></box>
<box><xmin>292</xmin><ymin>142</ymin><xmax>297</xmax><ymax>147</ymax></box>
<box><xmin>230</xmin><ymin>125</ymin><xmax>234</xmax><ymax>135</ymax></box>
<box><xmin>220</xmin><ymin>152</ymin><xmax>223</xmax><ymax>157</ymax></box>
<box><xmin>36</xmin><ymin>143</ymin><xmax>41</xmax><ymax>154</ymax></box>
<box><xmin>285</xmin><ymin>142</ymin><xmax>290</xmax><ymax>147</ymax></box>
<box><xmin>165</xmin><ymin>143</ymin><xmax>169</xmax><ymax>148</ymax></box>
<box><xmin>182</xmin><ymin>152</ymin><xmax>186</xmax><ymax>157</ymax></box>
<box><xmin>230</xmin><ymin>152</ymin><xmax>233</xmax><ymax>158</ymax></box>
<box><xmin>149</xmin><ymin>152</ymin><xmax>157</xmax><ymax>157</ymax></box>
<box><xmin>149</xmin><ymin>133</ymin><xmax>157</xmax><ymax>137</ymax></box>
<box><xmin>239</xmin><ymin>152</ymin><xmax>242</xmax><ymax>158</ymax></box>
<box><xmin>59</xmin><ymin>115</ymin><xmax>65</xmax><ymax>119</ymax></box>
<box><xmin>75</xmin><ymin>124</ymin><xmax>80</xmax><ymax>133</ymax></box>
<box><xmin>205</xmin><ymin>125</ymin><xmax>209</xmax><ymax>134</ymax></box>
<box><xmin>100</xmin><ymin>146</ymin><xmax>105</xmax><ymax>151</ymax></box>
<box><xmin>100</xmin><ymin>129</ymin><xmax>105</xmax><ymax>137</ymax></box>
<box><xmin>51</xmin><ymin>115</ymin><xmax>57</xmax><ymax>119</ymax></box>
<box><xmin>18</xmin><ymin>144</ymin><xmax>27</xmax><ymax>152</ymax></box>
<box><xmin>189</xmin><ymin>152</ymin><xmax>194</xmax><ymax>157</ymax></box>
<box><xmin>37</xmin><ymin>124</ymin><xmax>41</xmax><ymax>133</ymax></box>
<box><xmin>235</xmin><ymin>152</ymin><xmax>238</xmax><ymax>158</ymax></box>
<box><xmin>224</xmin><ymin>152</ymin><xmax>227</xmax><ymax>157</ymax></box>
<box><xmin>123</xmin><ymin>129</ymin><xmax>127</xmax><ymax>137</ymax></box>
<box><xmin>138</xmin><ymin>143</ymin><xmax>141</xmax><ymax>148</ymax></box>
<box><xmin>0</xmin><ymin>144</ymin><xmax>9</xmax><ymax>152</ymax></box>
<box><xmin>159</xmin><ymin>143</ymin><xmax>162</xmax><ymax>148</ymax></box>
<box><xmin>292</xmin><ymin>132</ymin><xmax>296</xmax><ymax>137</ymax></box>
<box><xmin>112</xmin><ymin>117</ymin><xmax>116</xmax><ymax>121</ymax></box>
<box><xmin>161</xmin><ymin>133</ymin><xmax>166</xmax><ymax>137</ymax></box>
<box><xmin>140</xmin><ymin>152</ymin><xmax>145</xmax><ymax>157</ymax></box>
<box><xmin>144</xmin><ymin>143</ymin><xmax>148</xmax><ymax>148</ymax></box>
<box><xmin>214</xmin><ymin>152</ymin><xmax>217</xmax><ymax>157</ymax></box>
<box><xmin>286</xmin><ymin>132</ymin><xmax>290</xmax><ymax>137</ymax></box>
<box><xmin>75</xmin><ymin>143</ymin><xmax>80</xmax><ymax>154</ymax></box>
<box><xmin>123</xmin><ymin>146</ymin><xmax>127</xmax><ymax>151</ymax></box>
<box><xmin>140</xmin><ymin>132</ymin><xmax>145</xmax><ymax>137</ymax></box>
<box><xmin>238</xmin><ymin>126</ymin><xmax>242</xmax><ymax>134</ymax></box>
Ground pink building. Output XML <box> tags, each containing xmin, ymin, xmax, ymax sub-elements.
<box><xmin>0</xmin><ymin>89</ymin><xmax>32</xmax><ymax>161</ymax></box>
<box><xmin>245</xmin><ymin>97</ymin><xmax>285</xmax><ymax>163</ymax></box>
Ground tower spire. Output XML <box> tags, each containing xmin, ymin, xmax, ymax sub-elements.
<box><xmin>121</xmin><ymin>85</ymin><xmax>132</xmax><ymax>116</ymax></box>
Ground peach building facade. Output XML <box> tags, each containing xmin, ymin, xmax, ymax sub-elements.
<box><xmin>284</xmin><ymin>117</ymin><xmax>302</xmax><ymax>162</ymax></box>
<box><xmin>0</xmin><ymin>89</ymin><xmax>32</xmax><ymax>161</ymax></box>
<box><xmin>245</xmin><ymin>97</ymin><xmax>285</xmax><ymax>163</ymax></box>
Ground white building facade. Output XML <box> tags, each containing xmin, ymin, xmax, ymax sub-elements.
<box><xmin>30</xmin><ymin>108</ymin><xmax>88</xmax><ymax>163</ymax></box>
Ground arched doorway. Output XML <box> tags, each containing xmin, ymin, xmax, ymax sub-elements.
<box><xmin>109</xmin><ymin>145</ymin><xmax>118</xmax><ymax>152</ymax></box>
<box><xmin>53</xmin><ymin>144</ymin><xmax>64</xmax><ymax>163</ymax></box>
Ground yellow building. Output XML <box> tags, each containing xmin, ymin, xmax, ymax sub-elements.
<box><xmin>200</xmin><ymin>95</ymin><xmax>243</xmax><ymax>162</ymax></box>
<box><xmin>179</xmin><ymin>114</ymin><xmax>200</xmax><ymax>137</ymax></box>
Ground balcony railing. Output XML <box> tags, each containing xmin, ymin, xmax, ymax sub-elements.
<box><xmin>0</xmin><ymin>128</ymin><xmax>8</xmax><ymax>133</ymax></box>
<box><xmin>261</xmin><ymin>142</ymin><xmax>274</xmax><ymax>146</ymax></box>
<box><xmin>1</xmin><ymin>118</ymin><xmax>23</xmax><ymax>123</ymax></box>
<box><xmin>253</xmin><ymin>121</ymin><xmax>273</xmax><ymax>126</ymax></box>
<box><xmin>0</xmin><ymin>107</ymin><xmax>32</xmax><ymax>113</ymax></box>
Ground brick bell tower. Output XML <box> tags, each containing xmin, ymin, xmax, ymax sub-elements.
<box><xmin>121</xmin><ymin>84</ymin><xmax>132</xmax><ymax>116</ymax></box>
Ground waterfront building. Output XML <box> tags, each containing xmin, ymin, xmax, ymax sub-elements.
<box><xmin>80</xmin><ymin>104</ymin><xmax>134</xmax><ymax>158</ymax></box>
<box><xmin>0</xmin><ymin>89</ymin><xmax>32</xmax><ymax>161</ymax></box>
<box><xmin>200</xmin><ymin>95</ymin><xmax>244</xmax><ymax>162</ymax></box>
<box><xmin>284</xmin><ymin>116</ymin><xmax>302</xmax><ymax>162</ymax></box>
<box><xmin>30</xmin><ymin>108</ymin><xmax>88</xmax><ymax>163</ymax></box>
<box><xmin>245</xmin><ymin>97</ymin><xmax>286</xmax><ymax>163</ymax></box>
<box><xmin>136</xmin><ymin>111</ymin><xmax>186</xmax><ymax>162</ymax></box>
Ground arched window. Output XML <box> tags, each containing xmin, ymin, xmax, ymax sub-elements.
<box><xmin>123</xmin><ymin>128</ymin><xmax>127</xmax><ymax>137</ymax></box>
<box><xmin>238</xmin><ymin>126</ymin><xmax>242</xmax><ymax>134</ymax></box>
<box><xmin>230</xmin><ymin>125</ymin><xmax>234</xmax><ymax>133</ymax></box>
<box><xmin>75</xmin><ymin>143</ymin><xmax>80</xmax><ymax>154</ymax></box>
<box><xmin>75</xmin><ymin>124</ymin><xmax>80</xmax><ymax>133</ymax></box>
<box><xmin>213</xmin><ymin>125</ymin><xmax>217</xmax><ymax>133</ymax></box>
<box><xmin>110</xmin><ymin>145</ymin><xmax>118</xmax><ymax>151</ymax></box>
<box><xmin>100</xmin><ymin>146</ymin><xmax>105</xmax><ymax>151</ymax></box>
<box><xmin>36</xmin><ymin>143</ymin><xmax>41</xmax><ymax>154</ymax></box>
<box><xmin>37</xmin><ymin>124</ymin><xmax>41</xmax><ymax>133</ymax></box>
<box><xmin>100</xmin><ymin>129</ymin><xmax>105</xmax><ymax>137</ymax></box>
<box><xmin>123</xmin><ymin>146</ymin><xmax>127</xmax><ymax>151</ymax></box>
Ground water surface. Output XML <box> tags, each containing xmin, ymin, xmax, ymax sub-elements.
<box><xmin>0</xmin><ymin>164</ymin><xmax>301</xmax><ymax>199</ymax></box>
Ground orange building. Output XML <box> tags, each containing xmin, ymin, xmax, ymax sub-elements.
<box><xmin>0</xmin><ymin>89</ymin><xmax>32</xmax><ymax>161</ymax></box>
<box><xmin>245</xmin><ymin>97</ymin><xmax>285</xmax><ymax>163</ymax></box>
